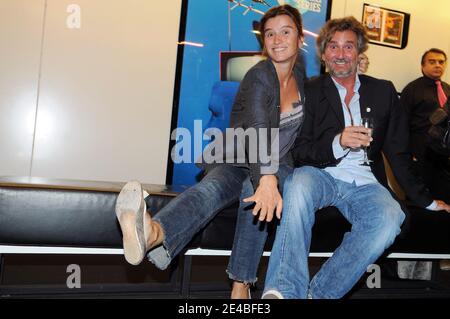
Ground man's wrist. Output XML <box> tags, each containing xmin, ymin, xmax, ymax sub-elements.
<box><xmin>339</xmin><ymin>134</ymin><xmax>347</xmax><ymax>150</ymax></box>
<box><xmin>333</xmin><ymin>134</ymin><xmax>348</xmax><ymax>159</ymax></box>
<box><xmin>260</xmin><ymin>174</ymin><xmax>278</xmax><ymax>185</ymax></box>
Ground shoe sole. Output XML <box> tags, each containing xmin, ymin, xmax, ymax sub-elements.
<box><xmin>115</xmin><ymin>181</ymin><xmax>147</xmax><ymax>265</ymax></box>
<box><xmin>261</xmin><ymin>290</ymin><xmax>284</xmax><ymax>299</ymax></box>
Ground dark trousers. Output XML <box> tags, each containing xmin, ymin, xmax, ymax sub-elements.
<box><xmin>413</xmin><ymin>149</ymin><xmax>450</xmax><ymax>201</ymax></box>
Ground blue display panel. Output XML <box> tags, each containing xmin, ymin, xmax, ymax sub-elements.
<box><xmin>170</xmin><ymin>0</ymin><xmax>331</xmax><ymax>186</ymax></box>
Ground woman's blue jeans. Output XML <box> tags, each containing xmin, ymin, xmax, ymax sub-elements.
<box><xmin>263</xmin><ymin>166</ymin><xmax>405</xmax><ymax>299</ymax></box>
<box><xmin>226</xmin><ymin>164</ymin><xmax>292</xmax><ymax>284</ymax></box>
<box><xmin>146</xmin><ymin>164</ymin><xmax>292</xmax><ymax>284</ymax></box>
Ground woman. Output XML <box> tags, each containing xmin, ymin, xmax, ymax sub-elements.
<box><xmin>115</xmin><ymin>4</ymin><xmax>305</xmax><ymax>299</ymax></box>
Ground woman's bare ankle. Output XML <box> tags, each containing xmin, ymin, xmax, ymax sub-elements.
<box><xmin>146</xmin><ymin>219</ymin><xmax>165</xmax><ymax>249</ymax></box>
<box><xmin>230</xmin><ymin>281</ymin><xmax>251</xmax><ymax>299</ymax></box>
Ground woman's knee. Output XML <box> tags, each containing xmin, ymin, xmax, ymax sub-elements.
<box><xmin>239</xmin><ymin>177</ymin><xmax>254</xmax><ymax>199</ymax></box>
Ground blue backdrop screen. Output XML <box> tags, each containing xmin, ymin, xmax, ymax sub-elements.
<box><xmin>171</xmin><ymin>0</ymin><xmax>331</xmax><ymax>186</ymax></box>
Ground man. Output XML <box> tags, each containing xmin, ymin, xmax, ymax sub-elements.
<box><xmin>400</xmin><ymin>48</ymin><xmax>450</xmax><ymax>272</ymax></box>
<box><xmin>400</xmin><ymin>48</ymin><xmax>450</xmax><ymax>202</ymax></box>
<box><xmin>262</xmin><ymin>17</ymin><xmax>450</xmax><ymax>299</ymax></box>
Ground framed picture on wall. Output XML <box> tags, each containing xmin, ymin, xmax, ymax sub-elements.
<box><xmin>362</xmin><ymin>3</ymin><xmax>410</xmax><ymax>49</ymax></box>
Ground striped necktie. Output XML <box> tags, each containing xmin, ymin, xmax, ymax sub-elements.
<box><xmin>436</xmin><ymin>80</ymin><xmax>448</xmax><ymax>108</ymax></box>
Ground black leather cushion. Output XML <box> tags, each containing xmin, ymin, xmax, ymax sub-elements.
<box><xmin>0</xmin><ymin>187</ymin><xmax>122</xmax><ymax>247</ymax></box>
<box><xmin>1</xmin><ymin>185</ymin><xmax>449</xmax><ymax>255</ymax></box>
<box><xmin>389</xmin><ymin>205</ymin><xmax>450</xmax><ymax>254</ymax></box>
<box><xmin>0</xmin><ymin>186</ymin><xmax>185</xmax><ymax>248</ymax></box>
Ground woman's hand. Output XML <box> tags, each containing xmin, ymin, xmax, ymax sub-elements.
<box><xmin>433</xmin><ymin>200</ymin><xmax>450</xmax><ymax>213</ymax></box>
<box><xmin>243</xmin><ymin>175</ymin><xmax>282</xmax><ymax>222</ymax></box>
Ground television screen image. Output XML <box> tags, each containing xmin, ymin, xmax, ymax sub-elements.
<box><xmin>220</xmin><ymin>52</ymin><xmax>265</xmax><ymax>82</ymax></box>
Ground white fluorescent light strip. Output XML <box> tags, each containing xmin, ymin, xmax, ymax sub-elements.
<box><xmin>178</xmin><ymin>41</ymin><xmax>204</xmax><ymax>47</ymax></box>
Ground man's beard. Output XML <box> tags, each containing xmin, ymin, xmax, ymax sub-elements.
<box><xmin>325</xmin><ymin>59</ymin><xmax>357</xmax><ymax>78</ymax></box>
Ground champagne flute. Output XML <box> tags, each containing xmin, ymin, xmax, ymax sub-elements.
<box><xmin>360</xmin><ymin>117</ymin><xmax>373</xmax><ymax>166</ymax></box>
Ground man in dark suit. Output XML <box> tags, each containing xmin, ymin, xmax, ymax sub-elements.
<box><xmin>262</xmin><ymin>16</ymin><xmax>450</xmax><ymax>299</ymax></box>
<box><xmin>401</xmin><ymin>48</ymin><xmax>450</xmax><ymax>202</ymax></box>
<box><xmin>400</xmin><ymin>48</ymin><xmax>450</xmax><ymax>272</ymax></box>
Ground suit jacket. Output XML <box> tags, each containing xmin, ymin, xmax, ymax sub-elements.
<box><xmin>199</xmin><ymin>58</ymin><xmax>305</xmax><ymax>189</ymax></box>
<box><xmin>400</xmin><ymin>76</ymin><xmax>450</xmax><ymax>159</ymax></box>
<box><xmin>291</xmin><ymin>73</ymin><xmax>433</xmax><ymax>208</ymax></box>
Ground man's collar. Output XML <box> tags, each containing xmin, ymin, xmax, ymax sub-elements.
<box><xmin>330</xmin><ymin>74</ymin><xmax>361</xmax><ymax>92</ymax></box>
<box><xmin>423</xmin><ymin>75</ymin><xmax>441</xmax><ymax>83</ymax></box>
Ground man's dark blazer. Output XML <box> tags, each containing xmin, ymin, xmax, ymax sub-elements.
<box><xmin>291</xmin><ymin>73</ymin><xmax>433</xmax><ymax>208</ymax></box>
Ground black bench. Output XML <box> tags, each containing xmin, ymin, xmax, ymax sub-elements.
<box><xmin>1</xmin><ymin>176</ymin><xmax>449</xmax><ymax>297</ymax></box>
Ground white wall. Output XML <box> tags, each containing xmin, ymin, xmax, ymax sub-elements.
<box><xmin>0</xmin><ymin>0</ymin><xmax>44</xmax><ymax>177</ymax></box>
<box><xmin>1</xmin><ymin>0</ymin><xmax>448</xmax><ymax>185</ymax></box>
<box><xmin>331</xmin><ymin>0</ymin><xmax>450</xmax><ymax>91</ymax></box>
<box><xmin>0</xmin><ymin>0</ymin><xmax>181</xmax><ymax>184</ymax></box>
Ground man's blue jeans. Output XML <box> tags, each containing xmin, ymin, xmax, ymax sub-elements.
<box><xmin>146</xmin><ymin>164</ymin><xmax>292</xmax><ymax>284</ymax></box>
<box><xmin>263</xmin><ymin>166</ymin><xmax>405</xmax><ymax>299</ymax></box>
